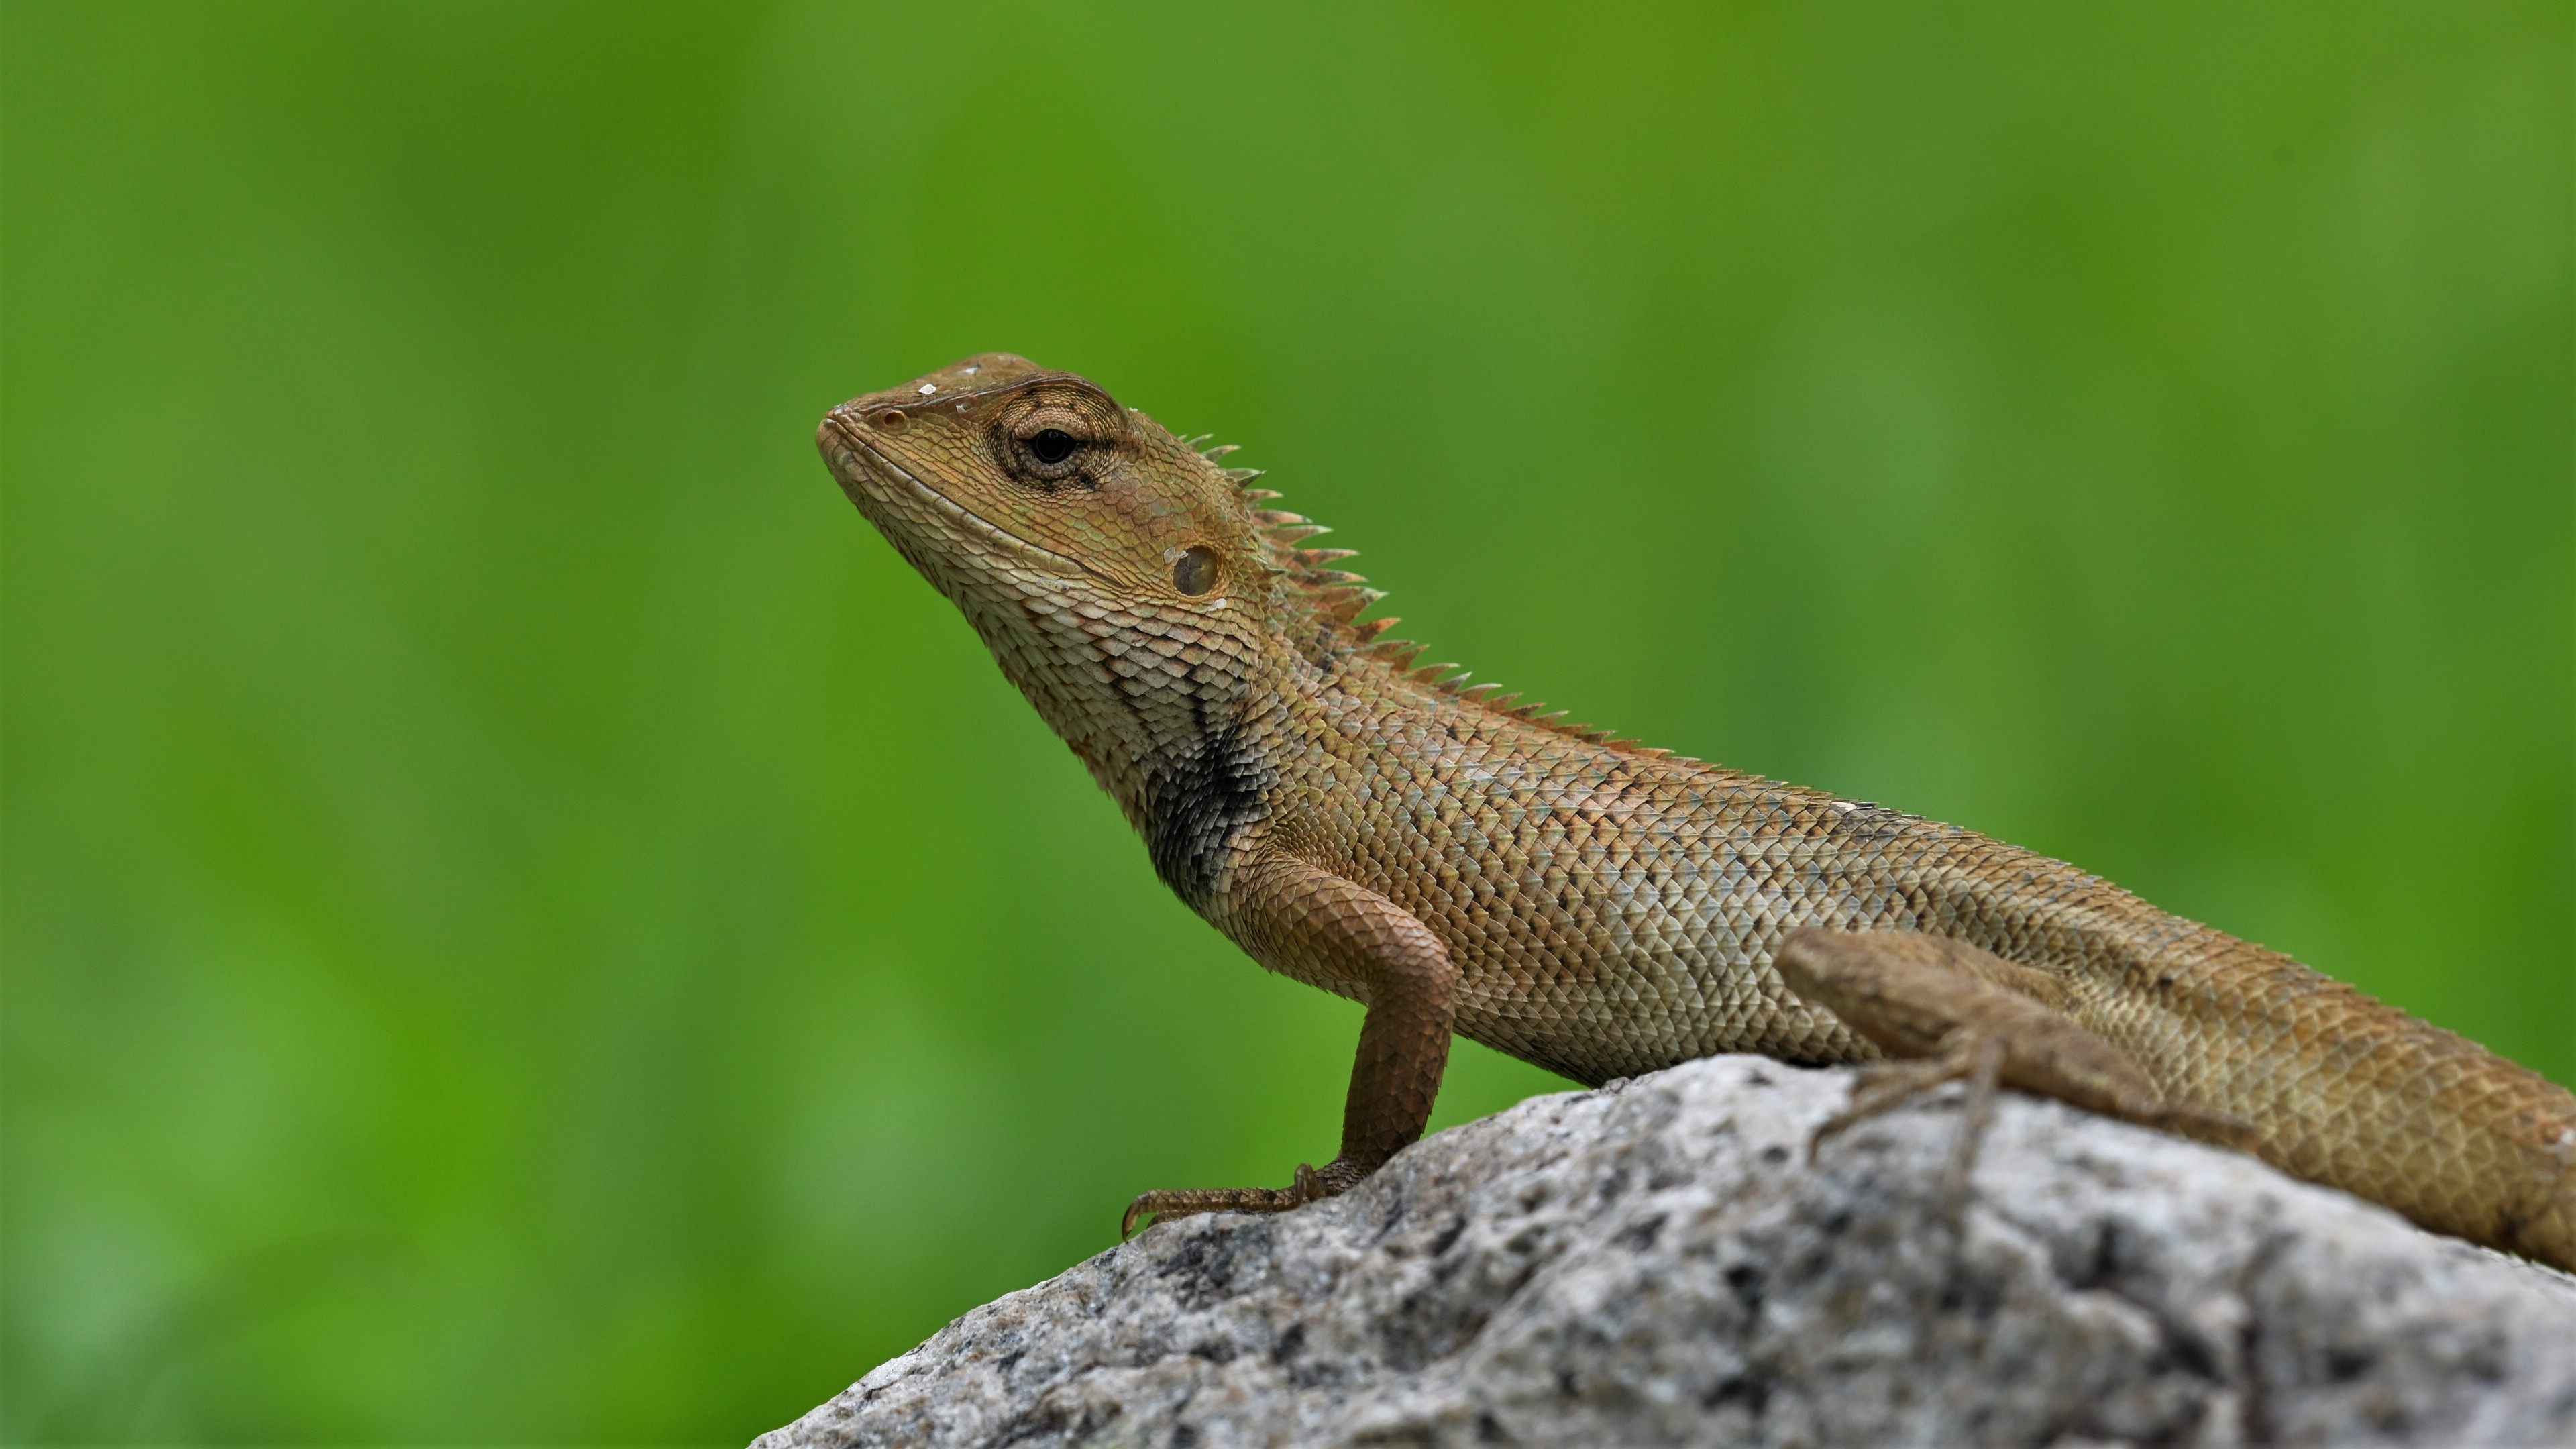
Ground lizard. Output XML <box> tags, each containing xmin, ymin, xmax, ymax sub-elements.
<box><xmin>816</xmin><ymin>352</ymin><xmax>2576</xmax><ymax>1271</ymax></box>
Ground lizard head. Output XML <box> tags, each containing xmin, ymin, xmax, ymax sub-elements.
<box><xmin>818</xmin><ymin>354</ymin><xmax>1313</xmax><ymax>810</ymax></box>
<box><xmin>818</xmin><ymin>354</ymin><xmax>1262</xmax><ymax>619</ymax></box>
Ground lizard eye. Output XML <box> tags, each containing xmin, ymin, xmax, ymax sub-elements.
<box><xmin>998</xmin><ymin>390</ymin><xmax>1118</xmax><ymax>484</ymax></box>
<box><xmin>1028</xmin><ymin>428</ymin><xmax>1078</xmax><ymax>465</ymax></box>
<box><xmin>1172</xmin><ymin>546</ymin><xmax>1220</xmax><ymax>596</ymax></box>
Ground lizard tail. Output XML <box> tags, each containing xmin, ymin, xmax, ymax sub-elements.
<box><xmin>2143</xmin><ymin>954</ymin><xmax>2576</xmax><ymax>1273</ymax></box>
<box><xmin>2485</xmin><ymin>1087</ymin><xmax>2576</xmax><ymax>1272</ymax></box>
<box><xmin>2347</xmin><ymin>1020</ymin><xmax>2575</xmax><ymax>1271</ymax></box>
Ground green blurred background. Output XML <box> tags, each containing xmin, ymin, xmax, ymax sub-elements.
<box><xmin>4</xmin><ymin>0</ymin><xmax>2567</xmax><ymax>1440</ymax></box>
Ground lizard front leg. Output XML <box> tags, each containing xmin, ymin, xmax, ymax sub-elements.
<box><xmin>1122</xmin><ymin>855</ymin><xmax>1456</xmax><ymax>1236</ymax></box>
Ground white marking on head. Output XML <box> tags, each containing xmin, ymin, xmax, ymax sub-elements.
<box><xmin>918</xmin><ymin>383</ymin><xmax>938</xmax><ymax>396</ymax></box>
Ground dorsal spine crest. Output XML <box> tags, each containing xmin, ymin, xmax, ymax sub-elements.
<box><xmin>1205</xmin><ymin>446</ymin><xmax>1650</xmax><ymax>754</ymax></box>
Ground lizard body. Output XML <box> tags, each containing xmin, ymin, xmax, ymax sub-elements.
<box><xmin>819</xmin><ymin>354</ymin><xmax>2576</xmax><ymax>1269</ymax></box>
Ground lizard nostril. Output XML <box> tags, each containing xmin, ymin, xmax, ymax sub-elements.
<box><xmin>872</xmin><ymin>409</ymin><xmax>908</xmax><ymax>433</ymax></box>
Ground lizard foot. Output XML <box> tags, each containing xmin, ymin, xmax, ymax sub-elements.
<box><xmin>1809</xmin><ymin>1036</ymin><xmax>2002</xmax><ymax>1159</ymax></box>
<box><xmin>1811</xmin><ymin>1033</ymin><xmax>2006</xmax><ymax>1233</ymax></box>
<box><xmin>1121</xmin><ymin>1159</ymin><xmax>1367</xmax><ymax>1238</ymax></box>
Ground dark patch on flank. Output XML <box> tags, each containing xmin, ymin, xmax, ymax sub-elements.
<box><xmin>1143</xmin><ymin>716</ymin><xmax>1273</xmax><ymax>905</ymax></box>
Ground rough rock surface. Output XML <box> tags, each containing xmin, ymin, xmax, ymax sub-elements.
<box><xmin>759</xmin><ymin>1057</ymin><xmax>2576</xmax><ymax>1448</ymax></box>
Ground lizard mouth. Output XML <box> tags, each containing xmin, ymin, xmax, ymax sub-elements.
<box><xmin>823</xmin><ymin>410</ymin><xmax>1087</xmax><ymax>577</ymax></box>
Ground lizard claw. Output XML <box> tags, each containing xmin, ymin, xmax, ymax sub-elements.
<box><xmin>1119</xmin><ymin>1195</ymin><xmax>1155</xmax><ymax>1240</ymax></box>
<box><xmin>1120</xmin><ymin>1160</ymin><xmax>1347</xmax><ymax>1238</ymax></box>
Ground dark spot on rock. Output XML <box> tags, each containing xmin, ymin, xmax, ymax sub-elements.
<box><xmin>1724</xmin><ymin>1263</ymin><xmax>1766</xmax><ymax>1313</ymax></box>
<box><xmin>1371</xmin><ymin>1196</ymin><xmax>1411</xmax><ymax>1243</ymax></box>
<box><xmin>2153</xmin><ymin>1329</ymin><xmax>2220</xmax><ymax>1381</ymax></box>
<box><xmin>996</xmin><ymin>1399</ymin><xmax>1121</xmax><ymax>1445</ymax></box>
<box><xmin>1557</xmin><ymin>1368</ymin><xmax>1580</xmax><ymax>1400</ymax></box>
<box><xmin>1475</xmin><ymin>1410</ymin><xmax>1509</xmax><ymax>1442</ymax></box>
<box><xmin>1703</xmin><ymin>1374</ymin><xmax>1772</xmax><ymax>1414</ymax></box>
<box><xmin>1746</xmin><ymin>1070</ymin><xmax>1773</xmax><ymax>1087</ymax></box>
<box><xmin>1429</xmin><ymin>1216</ymin><xmax>1468</xmax><ymax>1258</ymax></box>
<box><xmin>1287</xmin><ymin>1360</ymin><xmax>1340</xmax><ymax>1390</ymax></box>
<box><xmin>1761</xmin><ymin>1145</ymin><xmax>1790</xmax><ymax>1165</ymax></box>
<box><xmin>1613</xmin><ymin>1214</ymin><xmax>1668</xmax><ymax>1251</ymax></box>
<box><xmin>1158</xmin><ymin>1220</ymin><xmax>1275</xmax><ymax>1311</ymax></box>
<box><xmin>1268</xmin><ymin>1322</ymin><xmax>1306</xmax><ymax>1365</ymax></box>
<box><xmin>2066</xmin><ymin>1222</ymin><xmax>2122</xmax><ymax>1291</ymax></box>
<box><xmin>1169</xmin><ymin>1424</ymin><xmax>1200</xmax><ymax>1448</ymax></box>
<box><xmin>1940</xmin><ymin>1273</ymin><xmax>2006</xmax><ymax>1322</ymax></box>
<box><xmin>2328</xmin><ymin>1346</ymin><xmax>2377</xmax><ymax>1381</ymax></box>
<box><xmin>2240</xmin><ymin>1299</ymin><xmax>2275</xmax><ymax>1445</ymax></box>
<box><xmin>1190</xmin><ymin>1339</ymin><xmax>1238</xmax><ymax>1364</ymax></box>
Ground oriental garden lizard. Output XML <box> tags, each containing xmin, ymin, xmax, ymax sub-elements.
<box><xmin>818</xmin><ymin>354</ymin><xmax>2576</xmax><ymax>1271</ymax></box>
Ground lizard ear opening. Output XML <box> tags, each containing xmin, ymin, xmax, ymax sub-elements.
<box><xmin>1173</xmin><ymin>546</ymin><xmax>1220</xmax><ymax>596</ymax></box>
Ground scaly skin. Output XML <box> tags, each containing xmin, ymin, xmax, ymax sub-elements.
<box><xmin>818</xmin><ymin>353</ymin><xmax>2576</xmax><ymax>1269</ymax></box>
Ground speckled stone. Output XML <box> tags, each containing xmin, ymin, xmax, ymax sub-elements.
<box><xmin>755</xmin><ymin>1058</ymin><xmax>2576</xmax><ymax>1449</ymax></box>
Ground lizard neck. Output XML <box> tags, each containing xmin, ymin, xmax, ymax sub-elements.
<box><xmin>969</xmin><ymin>574</ymin><xmax>1295</xmax><ymax>909</ymax></box>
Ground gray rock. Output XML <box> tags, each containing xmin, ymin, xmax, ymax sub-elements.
<box><xmin>757</xmin><ymin>1057</ymin><xmax>2576</xmax><ymax>1448</ymax></box>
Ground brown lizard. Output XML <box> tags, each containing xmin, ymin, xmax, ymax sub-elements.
<box><xmin>817</xmin><ymin>353</ymin><xmax>2576</xmax><ymax>1271</ymax></box>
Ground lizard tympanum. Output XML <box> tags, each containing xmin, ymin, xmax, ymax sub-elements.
<box><xmin>818</xmin><ymin>353</ymin><xmax>2576</xmax><ymax>1270</ymax></box>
